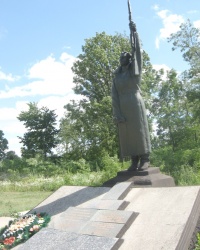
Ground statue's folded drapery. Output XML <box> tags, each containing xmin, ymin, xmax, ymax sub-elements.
<box><xmin>112</xmin><ymin>32</ymin><xmax>151</xmax><ymax>160</ymax></box>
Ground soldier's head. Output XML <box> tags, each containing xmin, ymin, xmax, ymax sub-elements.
<box><xmin>120</xmin><ymin>52</ymin><xmax>131</xmax><ymax>66</ymax></box>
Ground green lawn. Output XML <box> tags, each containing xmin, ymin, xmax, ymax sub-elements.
<box><xmin>0</xmin><ymin>191</ymin><xmax>52</xmax><ymax>216</ymax></box>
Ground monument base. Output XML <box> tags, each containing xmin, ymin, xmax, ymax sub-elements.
<box><xmin>13</xmin><ymin>184</ymin><xmax>200</xmax><ymax>250</ymax></box>
<box><xmin>102</xmin><ymin>167</ymin><xmax>175</xmax><ymax>187</ymax></box>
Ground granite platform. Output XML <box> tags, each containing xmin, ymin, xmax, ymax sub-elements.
<box><xmin>2</xmin><ymin>167</ymin><xmax>199</xmax><ymax>250</ymax></box>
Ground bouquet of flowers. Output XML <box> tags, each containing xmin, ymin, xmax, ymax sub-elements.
<box><xmin>0</xmin><ymin>213</ymin><xmax>50</xmax><ymax>249</ymax></box>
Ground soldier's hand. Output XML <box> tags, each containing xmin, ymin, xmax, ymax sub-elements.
<box><xmin>129</xmin><ymin>21</ymin><xmax>136</xmax><ymax>32</ymax></box>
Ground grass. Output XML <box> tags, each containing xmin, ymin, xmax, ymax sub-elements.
<box><xmin>0</xmin><ymin>191</ymin><xmax>52</xmax><ymax>217</ymax></box>
<box><xmin>0</xmin><ymin>168</ymin><xmax>124</xmax><ymax>217</ymax></box>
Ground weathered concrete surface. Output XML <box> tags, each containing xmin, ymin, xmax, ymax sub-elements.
<box><xmin>78</xmin><ymin>199</ymin><xmax>129</xmax><ymax>210</ymax></box>
<box><xmin>119</xmin><ymin>186</ymin><xmax>200</xmax><ymax>250</ymax></box>
<box><xmin>102</xmin><ymin>182</ymin><xmax>132</xmax><ymax>200</ymax></box>
<box><xmin>29</xmin><ymin>186</ymin><xmax>110</xmax><ymax>216</ymax></box>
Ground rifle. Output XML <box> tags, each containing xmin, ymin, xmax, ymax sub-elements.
<box><xmin>127</xmin><ymin>0</ymin><xmax>139</xmax><ymax>75</ymax></box>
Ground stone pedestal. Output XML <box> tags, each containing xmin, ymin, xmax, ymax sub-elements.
<box><xmin>102</xmin><ymin>167</ymin><xmax>175</xmax><ymax>187</ymax></box>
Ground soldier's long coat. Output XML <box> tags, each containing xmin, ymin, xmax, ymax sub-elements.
<box><xmin>112</xmin><ymin>33</ymin><xmax>151</xmax><ymax>159</ymax></box>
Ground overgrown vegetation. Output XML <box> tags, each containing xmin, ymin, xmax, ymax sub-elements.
<box><xmin>0</xmin><ymin>154</ymin><xmax>129</xmax><ymax>191</ymax></box>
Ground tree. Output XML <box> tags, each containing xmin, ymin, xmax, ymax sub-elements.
<box><xmin>60</xmin><ymin>32</ymin><xmax>157</xmax><ymax>162</ymax></box>
<box><xmin>152</xmin><ymin>69</ymin><xmax>195</xmax><ymax>151</ymax></box>
<box><xmin>168</xmin><ymin>19</ymin><xmax>200</xmax><ymax>77</ymax></box>
<box><xmin>168</xmin><ymin>19</ymin><xmax>200</xmax><ymax>148</ymax></box>
<box><xmin>0</xmin><ymin>130</ymin><xmax>8</xmax><ymax>160</ymax></box>
<box><xmin>18</xmin><ymin>103</ymin><xmax>59</xmax><ymax>159</ymax></box>
<box><xmin>150</xmin><ymin>21</ymin><xmax>200</xmax><ymax>172</ymax></box>
<box><xmin>5</xmin><ymin>151</ymin><xmax>19</xmax><ymax>160</ymax></box>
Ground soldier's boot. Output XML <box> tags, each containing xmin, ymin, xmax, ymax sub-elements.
<box><xmin>138</xmin><ymin>154</ymin><xmax>150</xmax><ymax>171</ymax></box>
<box><xmin>128</xmin><ymin>156</ymin><xmax>139</xmax><ymax>171</ymax></box>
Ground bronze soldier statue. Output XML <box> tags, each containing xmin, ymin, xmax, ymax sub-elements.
<box><xmin>112</xmin><ymin>1</ymin><xmax>151</xmax><ymax>171</ymax></box>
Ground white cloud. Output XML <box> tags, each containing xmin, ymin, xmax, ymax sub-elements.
<box><xmin>7</xmin><ymin>137</ymin><xmax>21</xmax><ymax>155</ymax></box>
<box><xmin>0</xmin><ymin>68</ymin><xmax>18</xmax><ymax>82</ymax></box>
<box><xmin>154</xmin><ymin>8</ymin><xmax>184</xmax><ymax>49</ymax></box>
<box><xmin>15</xmin><ymin>101</ymin><xmax>30</xmax><ymax>112</ymax></box>
<box><xmin>153</xmin><ymin>64</ymin><xmax>171</xmax><ymax>80</ymax></box>
<box><xmin>194</xmin><ymin>20</ymin><xmax>200</xmax><ymax>29</ymax></box>
<box><xmin>0</xmin><ymin>52</ymin><xmax>77</xmax><ymax>98</ymax></box>
<box><xmin>0</xmin><ymin>105</ymin><xmax>27</xmax><ymax>155</ymax></box>
<box><xmin>37</xmin><ymin>93</ymin><xmax>83</xmax><ymax>121</ymax></box>
<box><xmin>152</xmin><ymin>4</ymin><xmax>159</xmax><ymax>11</ymax></box>
<box><xmin>0</xmin><ymin>107</ymin><xmax>18</xmax><ymax>121</ymax></box>
<box><xmin>153</xmin><ymin>64</ymin><xmax>171</xmax><ymax>72</ymax></box>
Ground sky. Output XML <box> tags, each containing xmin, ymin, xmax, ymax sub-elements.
<box><xmin>0</xmin><ymin>0</ymin><xmax>200</xmax><ymax>156</ymax></box>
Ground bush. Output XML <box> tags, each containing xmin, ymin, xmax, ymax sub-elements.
<box><xmin>151</xmin><ymin>146</ymin><xmax>200</xmax><ymax>185</ymax></box>
<box><xmin>0</xmin><ymin>154</ymin><xmax>125</xmax><ymax>191</ymax></box>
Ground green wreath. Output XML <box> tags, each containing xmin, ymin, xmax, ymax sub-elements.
<box><xmin>0</xmin><ymin>212</ymin><xmax>50</xmax><ymax>249</ymax></box>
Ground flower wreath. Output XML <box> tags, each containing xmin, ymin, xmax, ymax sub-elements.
<box><xmin>0</xmin><ymin>213</ymin><xmax>50</xmax><ymax>249</ymax></box>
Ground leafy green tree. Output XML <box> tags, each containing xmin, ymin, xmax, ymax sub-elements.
<box><xmin>18</xmin><ymin>103</ymin><xmax>59</xmax><ymax>159</ymax></box>
<box><xmin>5</xmin><ymin>150</ymin><xmax>19</xmax><ymax>160</ymax></box>
<box><xmin>61</xmin><ymin>97</ymin><xmax>118</xmax><ymax>162</ymax></box>
<box><xmin>152</xmin><ymin>69</ymin><xmax>194</xmax><ymax>151</ymax></box>
<box><xmin>151</xmin><ymin>21</ymin><xmax>200</xmax><ymax>174</ymax></box>
<box><xmin>0</xmin><ymin>130</ymin><xmax>8</xmax><ymax>160</ymax></box>
<box><xmin>168</xmin><ymin>19</ymin><xmax>200</xmax><ymax>77</ymax></box>
<box><xmin>60</xmin><ymin>32</ymin><xmax>157</xmax><ymax>163</ymax></box>
<box><xmin>168</xmin><ymin>19</ymin><xmax>200</xmax><ymax>149</ymax></box>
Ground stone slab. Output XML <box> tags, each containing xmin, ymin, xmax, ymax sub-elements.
<box><xmin>79</xmin><ymin>221</ymin><xmax>126</xmax><ymax>238</ymax></box>
<box><xmin>78</xmin><ymin>199</ymin><xmax>129</xmax><ymax>210</ymax></box>
<box><xmin>91</xmin><ymin>209</ymin><xmax>137</xmax><ymax>224</ymax></box>
<box><xmin>59</xmin><ymin>207</ymin><xmax>97</xmax><ymax>221</ymax></box>
<box><xmin>102</xmin><ymin>182</ymin><xmax>132</xmax><ymax>200</ymax></box>
<box><xmin>118</xmin><ymin>186</ymin><xmax>200</xmax><ymax>250</ymax></box>
<box><xmin>29</xmin><ymin>186</ymin><xmax>110</xmax><ymax>216</ymax></box>
<box><xmin>18</xmin><ymin>228</ymin><xmax>123</xmax><ymax>250</ymax></box>
<box><xmin>49</xmin><ymin>207</ymin><xmax>138</xmax><ymax>238</ymax></box>
<box><xmin>48</xmin><ymin>207</ymin><xmax>97</xmax><ymax>232</ymax></box>
<box><xmin>48</xmin><ymin>218</ymin><xmax>87</xmax><ymax>232</ymax></box>
<box><xmin>78</xmin><ymin>209</ymin><xmax>138</xmax><ymax>238</ymax></box>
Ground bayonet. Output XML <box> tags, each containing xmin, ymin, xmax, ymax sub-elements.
<box><xmin>127</xmin><ymin>0</ymin><xmax>139</xmax><ymax>75</ymax></box>
<box><xmin>127</xmin><ymin>0</ymin><xmax>134</xmax><ymax>49</ymax></box>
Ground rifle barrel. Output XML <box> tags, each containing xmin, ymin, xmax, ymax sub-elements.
<box><xmin>128</xmin><ymin>0</ymin><xmax>132</xmax><ymax>22</ymax></box>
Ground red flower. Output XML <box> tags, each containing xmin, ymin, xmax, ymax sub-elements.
<box><xmin>3</xmin><ymin>236</ymin><xmax>15</xmax><ymax>245</ymax></box>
